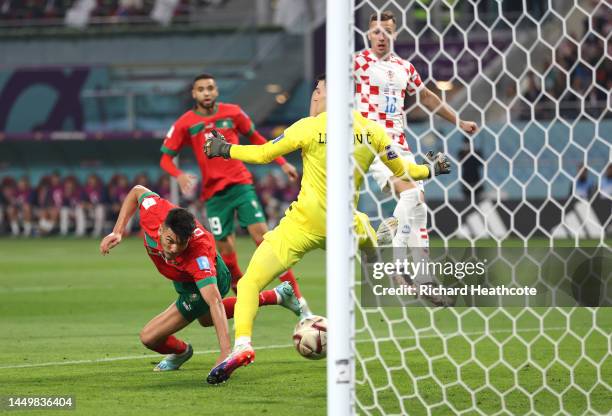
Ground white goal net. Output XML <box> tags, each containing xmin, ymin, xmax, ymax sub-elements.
<box><xmin>342</xmin><ymin>0</ymin><xmax>611</xmax><ymax>415</ymax></box>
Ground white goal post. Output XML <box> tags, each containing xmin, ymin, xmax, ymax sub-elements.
<box><xmin>327</xmin><ymin>0</ymin><xmax>610</xmax><ymax>415</ymax></box>
<box><xmin>326</xmin><ymin>0</ymin><xmax>354</xmax><ymax>414</ymax></box>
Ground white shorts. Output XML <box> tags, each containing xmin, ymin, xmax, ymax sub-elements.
<box><xmin>369</xmin><ymin>147</ymin><xmax>425</xmax><ymax>194</ymax></box>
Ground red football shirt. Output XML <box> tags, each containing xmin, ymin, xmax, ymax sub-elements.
<box><xmin>138</xmin><ymin>191</ymin><xmax>219</xmax><ymax>287</ymax></box>
<box><xmin>161</xmin><ymin>102</ymin><xmax>285</xmax><ymax>201</ymax></box>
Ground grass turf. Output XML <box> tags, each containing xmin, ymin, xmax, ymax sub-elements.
<box><xmin>0</xmin><ymin>237</ymin><xmax>610</xmax><ymax>415</ymax></box>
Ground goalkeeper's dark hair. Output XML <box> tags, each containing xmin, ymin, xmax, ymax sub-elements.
<box><xmin>164</xmin><ymin>208</ymin><xmax>196</xmax><ymax>243</ymax></box>
<box><xmin>314</xmin><ymin>73</ymin><xmax>325</xmax><ymax>89</ymax></box>
<box><xmin>369</xmin><ymin>10</ymin><xmax>396</xmax><ymax>24</ymax></box>
<box><xmin>193</xmin><ymin>73</ymin><xmax>215</xmax><ymax>86</ymax></box>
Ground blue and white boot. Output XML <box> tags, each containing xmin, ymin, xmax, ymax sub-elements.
<box><xmin>153</xmin><ymin>343</ymin><xmax>193</xmax><ymax>372</ymax></box>
<box><xmin>274</xmin><ymin>281</ymin><xmax>313</xmax><ymax>320</ymax></box>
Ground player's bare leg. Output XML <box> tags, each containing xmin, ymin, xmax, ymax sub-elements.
<box><xmin>140</xmin><ymin>303</ymin><xmax>193</xmax><ymax>372</ymax></box>
<box><xmin>247</xmin><ymin>222</ymin><xmax>312</xmax><ymax>316</ymax></box>
<box><xmin>245</xmin><ymin>221</ymin><xmax>267</xmax><ymax>243</ymax></box>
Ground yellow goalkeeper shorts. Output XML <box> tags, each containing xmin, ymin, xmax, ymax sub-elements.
<box><xmin>263</xmin><ymin>211</ymin><xmax>375</xmax><ymax>269</ymax></box>
<box><xmin>263</xmin><ymin>215</ymin><xmax>326</xmax><ymax>270</ymax></box>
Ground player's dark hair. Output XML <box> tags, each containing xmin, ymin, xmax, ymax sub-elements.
<box><xmin>314</xmin><ymin>73</ymin><xmax>325</xmax><ymax>89</ymax></box>
<box><xmin>369</xmin><ymin>10</ymin><xmax>396</xmax><ymax>24</ymax></box>
<box><xmin>193</xmin><ymin>73</ymin><xmax>215</xmax><ymax>86</ymax></box>
<box><xmin>164</xmin><ymin>208</ymin><xmax>196</xmax><ymax>243</ymax></box>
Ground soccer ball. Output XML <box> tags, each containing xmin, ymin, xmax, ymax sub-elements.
<box><xmin>292</xmin><ymin>315</ymin><xmax>327</xmax><ymax>360</ymax></box>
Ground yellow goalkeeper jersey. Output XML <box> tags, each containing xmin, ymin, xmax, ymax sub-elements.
<box><xmin>229</xmin><ymin>111</ymin><xmax>430</xmax><ymax>236</ymax></box>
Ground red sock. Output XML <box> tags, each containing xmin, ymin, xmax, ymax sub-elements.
<box><xmin>153</xmin><ymin>335</ymin><xmax>187</xmax><ymax>354</ymax></box>
<box><xmin>279</xmin><ymin>269</ymin><xmax>302</xmax><ymax>299</ymax></box>
<box><xmin>222</xmin><ymin>290</ymin><xmax>279</xmax><ymax>319</ymax></box>
<box><xmin>259</xmin><ymin>289</ymin><xmax>279</xmax><ymax>306</ymax></box>
<box><xmin>222</xmin><ymin>297</ymin><xmax>237</xmax><ymax>318</ymax></box>
<box><xmin>254</xmin><ymin>239</ymin><xmax>303</xmax><ymax>299</ymax></box>
<box><xmin>222</xmin><ymin>252</ymin><xmax>243</xmax><ymax>292</ymax></box>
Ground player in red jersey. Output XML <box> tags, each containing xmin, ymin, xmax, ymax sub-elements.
<box><xmin>160</xmin><ymin>73</ymin><xmax>312</xmax><ymax>317</ymax></box>
<box><xmin>99</xmin><ymin>185</ymin><xmax>303</xmax><ymax>375</ymax></box>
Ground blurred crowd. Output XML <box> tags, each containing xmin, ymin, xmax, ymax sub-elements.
<box><xmin>504</xmin><ymin>9</ymin><xmax>611</xmax><ymax>121</ymax></box>
<box><xmin>255</xmin><ymin>172</ymin><xmax>300</xmax><ymax>229</ymax></box>
<box><xmin>0</xmin><ymin>0</ymin><xmax>195</xmax><ymax>21</ymax></box>
<box><xmin>0</xmin><ymin>171</ymin><xmax>298</xmax><ymax>237</ymax></box>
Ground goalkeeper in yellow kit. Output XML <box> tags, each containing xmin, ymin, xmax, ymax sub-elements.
<box><xmin>203</xmin><ymin>74</ymin><xmax>451</xmax><ymax>384</ymax></box>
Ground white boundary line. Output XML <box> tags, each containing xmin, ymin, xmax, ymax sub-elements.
<box><xmin>0</xmin><ymin>285</ymin><xmax>154</xmax><ymax>293</ymax></box>
<box><xmin>0</xmin><ymin>327</ymin><xmax>570</xmax><ymax>370</ymax></box>
<box><xmin>0</xmin><ymin>343</ymin><xmax>292</xmax><ymax>370</ymax></box>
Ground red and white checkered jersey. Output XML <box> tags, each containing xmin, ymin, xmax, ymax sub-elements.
<box><xmin>354</xmin><ymin>49</ymin><xmax>424</xmax><ymax>151</ymax></box>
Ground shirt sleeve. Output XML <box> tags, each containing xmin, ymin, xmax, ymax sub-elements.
<box><xmin>138</xmin><ymin>191</ymin><xmax>160</xmax><ymax>207</ymax></box>
<box><xmin>234</xmin><ymin>107</ymin><xmax>256</xmax><ymax>138</ymax></box>
<box><xmin>137</xmin><ymin>192</ymin><xmax>164</xmax><ymax>229</ymax></box>
<box><xmin>245</xmin><ymin>130</ymin><xmax>288</xmax><ymax>166</ymax></box>
<box><xmin>353</xmin><ymin>52</ymin><xmax>368</xmax><ymax>78</ymax></box>
<box><xmin>184</xmin><ymin>248</ymin><xmax>218</xmax><ymax>289</ymax></box>
<box><xmin>371</xmin><ymin>122</ymin><xmax>430</xmax><ymax>180</ymax></box>
<box><xmin>229</xmin><ymin>117</ymin><xmax>312</xmax><ymax>164</ymax></box>
<box><xmin>160</xmin><ymin>120</ymin><xmax>187</xmax><ymax>157</ymax></box>
<box><xmin>160</xmin><ymin>153</ymin><xmax>183</xmax><ymax>177</ymax></box>
<box><xmin>403</xmin><ymin>60</ymin><xmax>424</xmax><ymax>96</ymax></box>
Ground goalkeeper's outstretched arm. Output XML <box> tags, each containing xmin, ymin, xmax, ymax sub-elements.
<box><xmin>381</xmin><ymin>152</ymin><xmax>452</xmax><ymax>182</ymax></box>
<box><xmin>205</xmin><ymin>127</ymin><xmax>304</xmax><ymax>164</ymax></box>
<box><xmin>229</xmin><ymin>140</ymin><xmax>296</xmax><ymax>164</ymax></box>
<box><xmin>369</xmin><ymin>121</ymin><xmax>451</xmax><ymax>180</ymax></box>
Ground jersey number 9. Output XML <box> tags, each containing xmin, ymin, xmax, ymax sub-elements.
<box><xmin>208</xmin><ymin>217</ymin><xmax>222</xmax><ymax>236</ymax></box>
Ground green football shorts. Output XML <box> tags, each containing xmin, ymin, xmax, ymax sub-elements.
<box><xmin>174</xmin><ymin>253</ymin><xmax>231</xmax><ymax>322</ymax></box>
<box><xmin>206</xmin><ymin>184</ymin><xmax>266</xmax><ymax>240</ymax></box>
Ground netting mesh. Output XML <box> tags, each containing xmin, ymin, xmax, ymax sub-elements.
<box><xmin>352</xmin><ymin>306</ymin><xmax>610</xmax><ymax>415</ymax></box>
<box><xmin>350</xmin><ymin>0</ymin><xmax>611</xmax><ymax>414</ymax></box>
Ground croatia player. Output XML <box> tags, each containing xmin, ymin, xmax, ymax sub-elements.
<box><xmin>99</xmin><ymin>185</ymin><xmax>303</xmax><ymax>373</ymax></box>
<box><xmin>203</xmin><ymin>75</ymin><xmax>452</xmax><ymax>383</ymax></box>
<box><xmin>160</xmin><ymin>73</ymin><xmax>311</xmax><ymax>315</ymax></box>
<box><xmin>355</xmin><ymin>10</ymin><xmax>478</xmax><ymax>296</ymax></box>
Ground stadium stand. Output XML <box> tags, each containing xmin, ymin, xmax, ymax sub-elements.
<box><xmin>0</xmin><ymin>170</ymin><xmax>299</xmax><ymax>236</ymax></box>
<box><xmin>0</xmin><ymin>1</ymin><xmax>609</xmax><ymax>236</ymax></box>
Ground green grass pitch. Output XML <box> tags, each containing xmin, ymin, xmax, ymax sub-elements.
<box><xmin>0</xmin><ymin>238</ymin><xmax>610</xmax><ymax>415</ymax></box>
